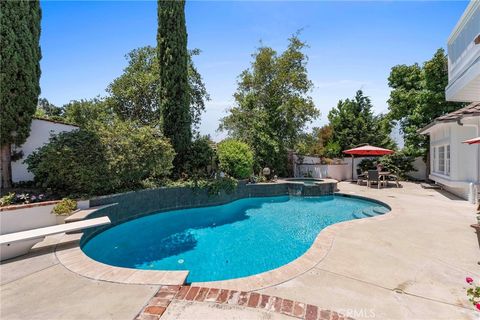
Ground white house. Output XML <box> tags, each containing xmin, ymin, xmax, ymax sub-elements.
<box><xmin>420</xmin><ymin>0</ymin><xmax>479</xmax><ymax>202</ymax></box>
<box><xmin>445</xmin><ymin>0</ymin><xmax>480</xmax><ymax>102</ymax></box>
<box><xmin>10</xmin><ymin>118</ymin><xmax>78</xmax><ymax>182</ymax></box>
<box><xmin>420</xmin><ymin>104</ymin><xmax>479</xmax><ymax>201</ymax></box>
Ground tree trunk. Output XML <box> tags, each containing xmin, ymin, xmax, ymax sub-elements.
<box><xmin>0</xmin><ymin>143</ymin><xmax>12</xmax><ymax>189</ymax></box>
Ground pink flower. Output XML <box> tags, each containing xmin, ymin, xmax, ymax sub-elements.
<box><xmin>466</xmin><ymin>277</ymin><xmax>474</xmax><ymax>284</ymax></box>
<box><xmin>476</xmin><ymin>303</ymin><xmax>480</xmax><ymax>311</ymax></box>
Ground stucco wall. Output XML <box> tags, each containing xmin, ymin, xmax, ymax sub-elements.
<box><xmin>10</xmin><ymin>119</ymin><xmax>78</xmax><ymax>183</ymax></box>
<box><xmin>0</xmin><ymin>203</ymin><xmax>58</xmax><ymax>235</ymax></box>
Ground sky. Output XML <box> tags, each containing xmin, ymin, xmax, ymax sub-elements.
<box><xmin>40</xmin><ymin>0</ymin><xmax>469</xmax><ymax>142</ymax></box>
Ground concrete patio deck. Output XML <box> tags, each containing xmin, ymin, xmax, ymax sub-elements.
<box><xmin>1</xmin><ymin>182</ymin><xmax>478</xmax><ymax>319</ymax></box>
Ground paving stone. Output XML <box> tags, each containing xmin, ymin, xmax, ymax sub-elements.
<box><xmin>227</xmin><ymin>290</ymin><xmax>240</xmax><ymax>305</ymax></box>
<box><xmin>195</xmin><ymin>287</ymin><xmax>209</xmax><ymax>302</ymax></box>
<box><xmin>259</xmin><ymin>294</ymin><xmax>271</xmax><ymax>309</ymax></box>
<box><xmin>184</xmin><ymin>286</ymin><xmax>200</xmax><ymax>301</ymax></box>
<box><xmin>216</xmin><ymin>289</ymin><xmax>229</xmax><ymax>303</ymax></box>
<box><xmin>144</xmin><ymin>306</ymin><xmax>166</xmax><ymax>316</ymax></box>
<box><xmin>238</xmin><ymin>291</ymin><xmax>250</xmax><ymax>306</ymax></box>
<box><xmin>136</xmin><ymin>313</ymin><xmax>159</xmax><ymax>320</ymax></box>
<box><xmin>149</xmin><ymin>297</ymin><xmax>170</xmax><ymax>308</ymax></box>
<box><xmin>272</xmin><ymin>297</ymin><xmax>283</xmax><ymax>312</ymax></box>
<box><xmin>155</xmin><ymin>291</ymin><xmax>175</xmax><ymax>299</ymax></box>
<box><xmin>293</xmin><ymin>301</ymin><xmax>306</xmax><ymax>318</ymax></box>
<box><xmin>305</xmin><ymin>304</ymin><xmax>318</xmax><ymax>320</ymax></box>
<box><xmin>281</xmin><ymin>299</ymin><xmax>294</xmax><ymax>315</ymax></box>
<box><xmin>175</xmin><ymin>286</ymin><xmax>190</xmax><ymax>300</ymax></box>
<box><xmin>247</xmin><ymin>292</ymin><xmax>260</xmax><ymax>308</ymax></box>
<box><xmin>319</xmin><ymin>309</ymin><xmax>332</xmax><ymax>320</ymax></box>
<box><xmin>204</xmin><ymin>288</ymin><xmax>220</xmax><ymax>302</ymax></box>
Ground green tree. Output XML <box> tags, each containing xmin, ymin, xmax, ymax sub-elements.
<box><xmin>107</xmin><ymin>46</ymin><xmax>209</xmax><ymax>131</ymax></box>
<box><xmin>62</xmin><ymin>98</ymin><xmax>114</xmax><ymax>129</ymax></box>
<box><xmin>328</xmin><ymin>90</ymin><xmax>395</xmax><ymax>156</ymax></box>
<box><xmin>157</xmin><ymin>0</ymin><xmax>191</xmax><ymax>171</ymax></box>
<box><xmin>296</xmin><ymin>125</ymin><xmax>333</xmax><ymax>156</ymax></box>
<box><xmin>108</xmin><ymin>47</ymin><xmax>159</xmax><ymax>125</ymax></box>
<box><xmin>387</xmin><ymin>48</ymin><xmax>465</xmax><ymax>157</ymax></box>
<box><xmin>219</xmin><ymin>35</ymin><xmax>319</xmax><ymax>175</ymax></box>
<box><xmin>184</xmin><ymin>135</ymin><xmax>215</xmax><ymax>179</ymax></box>
<box><xmin>35</xmin><ymin>98</ymin><xmax>64</xmax><ymax>121</ymax></box>
<box><xmin>0</xmin><ymin>0</ymin><xmax>42</xmax><ymax>188</ymax></box>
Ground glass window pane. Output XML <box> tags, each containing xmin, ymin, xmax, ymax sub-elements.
<box><xmin>438</xmin><ymin>146</ymin><xmax>445</xmax><ymax>173</ymax></box>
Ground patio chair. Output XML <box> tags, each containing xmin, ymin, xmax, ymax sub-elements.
<box><xmin>367</xmin><ymin>170</ymin><xmax>381</xmax><ymax>189</ymax></box>
<box><xmin>356</xmin><ymin>169</ymin><xmax>367</xmax><ymax>185</ymax></box>
<box><xmin>386</xmin><ymin>173</ymin><xmax>400</xmax><ymax>188</ymax></box>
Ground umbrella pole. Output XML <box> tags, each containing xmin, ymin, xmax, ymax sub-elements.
<box><xmin>351</xmin><ymin>155</ymin><xmax>354</xmax><ymax>182</ymax></box>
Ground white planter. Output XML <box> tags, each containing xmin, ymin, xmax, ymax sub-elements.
<box><xmin>0</xmin><ymin>201</ymin><xmax>59</xmax><ymax>261</ymax></box>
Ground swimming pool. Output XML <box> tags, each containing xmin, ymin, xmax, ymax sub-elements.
<box><xmin>82</xmin><ymin>195</ymin><xmax>389</xmax><ymax>282</ymax></box>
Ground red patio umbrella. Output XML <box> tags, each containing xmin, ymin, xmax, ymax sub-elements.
<box><xmin>343</xmin><ymin>145</ymin><xmax>394</xmax><ymax>180</ymax></box>
<box><xmin>462</xmin><ymin>137</ymin><xmax>480</xmax><ymax>145</ymax></box>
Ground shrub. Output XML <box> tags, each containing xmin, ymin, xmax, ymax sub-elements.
<box><xmin>184</xmin><ymin>135</ymin><xmax>215</xmax><ymax>178</ymax></box>
<box><xmin>217</xmin><ymin>139</ymin><xmax>254</xmax><ymax>179</ymax></box>
<box><xmin>26</xmin><ymin>120</ymin><xmax>175</xmax><ymax>196</ymax></box>
<box><xmin>358</xmin><ymin>158</ymin><xmax>376</xmax><ymax>172</ymax></box>
<box><xmin>25</xmin><ymin>130</ymin><xmax>112</xmax><ymax>196</ymax></box>
<box><xmin>0</xmin><ymin>193</ymin><xmax>15</xmax><ymax>207</ymax></box>
<box><xmin>97</xmin><ymin>120</ymin><xmax>175</xmax><ymax>190</ymax></box>
<box><xmin>379</xmin><ymin>151</ymin><xmax>416</xmax><ymax>179</ymax></box>
<box><xmin>52</xmin><ymin>198</ymin><xmax>77</xmax><ymax>216</ymax></box>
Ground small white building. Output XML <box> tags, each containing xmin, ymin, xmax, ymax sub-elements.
<box><xmin>421</xmin><ymin>0</ymin><xmax>479</xmax><ymax>202</ymax></box>
<box><xmin>10</xmin><ymin>118</ymin><xmax>78</xmax><ymax>183</ymax></box>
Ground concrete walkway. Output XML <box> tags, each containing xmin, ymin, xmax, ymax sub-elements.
<box><xmin>0</xmin><ymin>182</ymin><xmax>478</xmax><ymax>319</ymax></box>
<box><xmin>258</xmin><ymin>182</ymin><xmax>479</xmax><ymax>319</ymax></box>
<box><xmin>0</xmin><ymin>241</ymin><xmax>159</xmax><ymax>320</ymax></box>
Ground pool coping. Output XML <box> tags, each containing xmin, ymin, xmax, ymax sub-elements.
<box><xmin>55</xmin><ymin>192</ymin><xmax>396</xmax><ymax>289</ymax></box>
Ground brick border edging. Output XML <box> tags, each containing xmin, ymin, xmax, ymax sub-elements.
<box><xmin>135</xmin><ymin>285</ymin><xmax>354</xmax><ymax>320</ymax></box>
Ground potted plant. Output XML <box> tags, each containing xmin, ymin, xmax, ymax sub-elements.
<box><xmin>51</xmin><ymin>198</ymin><xmax>78</xmax><ymax>224</ymax></box>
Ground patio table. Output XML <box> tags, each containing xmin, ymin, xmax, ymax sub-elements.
<box><xmin>379</xmin><ymin>171</ymin><xmax>399</xmax><ymax>188</ymax></box>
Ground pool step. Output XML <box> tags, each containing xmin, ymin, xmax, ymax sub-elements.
<box><xmin>361</xmin><ymin>207</ymin><xmax>378</xmax><ymax>217</ymax></box>
<box><xmin>354</xmin><ymin>206</ymin><xmax>389</xmax><ymax>220</ymax></box>
<box><xmin>353</xmin><ymin>211</ymin><xmax>367</xmax><ymax>219</ymax></box>
<box><xmin>373</xmin><ymin>206</ymin><xmax>389</xmax><ymax>215</ymax></box>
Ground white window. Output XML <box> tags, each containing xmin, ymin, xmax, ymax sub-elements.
<box><xmin>438</xmin><ymin>146</ymin><xmax>445</xmax><ymax>173</ymax></box>
<box><xmin>433</xmin><ymin>144</ymin><xmax>450</xmax><ymax>176</ymax></box>
<box><xmin>446</xmin><ymin>145</ymin><xmax>450</xmax><ymax>176</ymax></box>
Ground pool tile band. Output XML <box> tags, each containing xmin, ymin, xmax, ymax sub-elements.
<box><xmin>80</xmin><ymin>180</ymin><xmax>338</xmax><ymax>246</ymax></box>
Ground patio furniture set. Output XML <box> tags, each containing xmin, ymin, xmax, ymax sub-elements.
<box><xmin>357</xmin><ymin>169</ymin><xmax>400</xmax><ymax>189</ymax></box>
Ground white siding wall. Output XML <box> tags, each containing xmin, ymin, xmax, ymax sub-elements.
<box><xmin>428</xmin><ymin>117</ymin><xmax>480</xmax><ymax>201</ymax></box>
<box><xmin>10</xmin><ymin>119</ymin><xmax>78</xmax><ymax>182</ymax></box>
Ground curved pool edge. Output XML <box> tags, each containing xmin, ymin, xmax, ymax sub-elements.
<box><xmin>55</xmin><ymin>192</ymin><xmax>394</xmax><ymax>289</ymax></box>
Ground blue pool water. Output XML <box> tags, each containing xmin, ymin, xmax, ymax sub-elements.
<box><xmin>82</xmin><ymin>195</ymin><xmax>388</xmax><ymax>282</ymax></box>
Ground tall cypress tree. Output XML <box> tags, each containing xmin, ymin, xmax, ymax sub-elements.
<box><xmin>0</xmin><ymin>1</ymin><xmax>42</xmax><ymax>188</ymax></box>
<box><xmin>157</xmin><ymin>0</ymin><xmax>191</xmax><ymax>172</ymax></box>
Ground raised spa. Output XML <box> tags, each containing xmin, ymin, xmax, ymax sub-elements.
<box><xmin>82</xmin><ymin>195</ymin><xmax>389</xmax><ymax>282</ymax></box>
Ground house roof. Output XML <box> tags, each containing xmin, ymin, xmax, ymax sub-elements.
<box><xmin>33</xmin><ymin>117</ymin><xmax>78</xmax><ymax>127</ymax></box>
<box><xmin>419</xmin><ymin>102</ymin><xmax>480</xmax><ymax>134</ymax></box>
